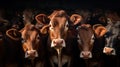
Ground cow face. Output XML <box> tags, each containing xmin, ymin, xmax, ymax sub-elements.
<box><xmin>77</xmin><ymin>24</ymin><xmax>94</xmax><ymax>59</ymax></box>
<box><xmin>103</xmin><ymin>22</ymin><xmax>120</xmax><ymax>55</ymax></box>
<box><xmin>48</xmin><ymin>10</ymin><xmax>70</xmax><ymax>49</ymax></box>
<box><xmin>20</xmin><ymin>24</ymin><xmax>41</xmax><ymax>59</ymax></box>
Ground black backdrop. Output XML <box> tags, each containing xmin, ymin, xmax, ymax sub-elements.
<box><xmin>0</xmin><ymin>0</ymin><xmax>119</xmax><ymax>10</ymax></box>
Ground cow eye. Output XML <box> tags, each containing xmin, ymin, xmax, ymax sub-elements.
<box><xmin>21</xmin><ymin>38</ymin><xmax>26</xmax><ymax>43</ymax></box>
<box><xmin>91</xmin><ymin>35</ymin><xmax>95</xmax><ymax>40</ymax></box>
<box><xmin>49</xmin><ymin>26</ymin><xmax>54</xmax><ymax>31</ymax></box>
<box><xmin>66</xmin><ymin>24</ymin><xmax>69</xmax><ymax>27</ymax></box>
<box><xmin>36</xmin><ymin>35</ymin><xmax>40</xmax><ymax>40</ymax></box>
<box><xmin>90</xmin><ymin>35</ymin><xmax>95</xmax><ymax>44</ymax></box>
<box><xmin>77</xmin><ymin>35</ymin><xmax>82</xmax><ymax>44</ymax></box>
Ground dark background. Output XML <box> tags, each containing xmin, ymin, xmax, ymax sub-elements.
<box><xmin>0</xmin><ymin>0</ymin><xmax>119</xmax><ymax>10</ymax></box>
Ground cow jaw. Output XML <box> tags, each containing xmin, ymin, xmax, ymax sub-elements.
<box><xmin>103</xmin><ymin>47</ymin><xmax>116</xmax><ymax>55</ymax></box>
<box><xmin>25</xmin><ymin>50</ymin><xmax>38</xmax><ymax>59</ymax></box>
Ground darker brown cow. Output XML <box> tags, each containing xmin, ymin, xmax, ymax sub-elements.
<box><xmin>76</xmin><ymin>24</ymin><xmax>107</xmax><ymax>67</ymax></box>
<box><xmin>20</xmin><ymin>23</ymin><xmax>47</xmax><ymax>67</ymax></box>
<box><xmin>77</xmin><ymin>24</ymin><xmax>94</xmax><ymax>59</ymax></box>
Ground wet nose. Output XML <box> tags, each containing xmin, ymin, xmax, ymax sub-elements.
<box><xmin>82</xmin><ymin>52</ymin><xmax>90</xmax><ymax>56</ymax></box>
<box><xmin>51</xmin><ymin>39</ymin><xmax>65</xmax><ymax>47</ymax></box>
<box><xmin>25</xmin><ymin>50</ymin><xmax>38</xmax><ymax>58</ymax></box>
<box><xmin>80</xmin><ymin>51</ymin><xmax>92</xmax><ymax>59</ymax></box>
<box><xmin>103</xmin><ymin>47</ymin><xmax>116</xmax><ymax>55</ymax></box>
<box><xmin>53</xmin><ymin>39</ymin><xmax>63</xmax><ymax>45</ymax></box>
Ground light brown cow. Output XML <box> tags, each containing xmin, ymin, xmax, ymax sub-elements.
<box><xmin>20</xmin><ymin>23</ymin><xmax>47</xmax><ymax>67</ymax></box>
<box><xmin>40</xmin><ymin>10</ymin><xmax>82</xmax><ymax>67</ymax></box>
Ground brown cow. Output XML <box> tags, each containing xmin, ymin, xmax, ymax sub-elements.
<box><xmin>76</xmin><ymin>24</ymin><xmax>94</xmax><ymax>59</ymax></box>
<box><xmin>40</xmin><ymin>10</ymin><xmax>82</xmax><ymax>67</ymax></box>
<box><xmin>20</xmin><ymin>23</ymin><xmax>47</xmax><ymax>67</ymax></box>
<box><xmin>76</xmin><ymin>24</ymin><xmax>107</xmax><ymax>67</ymax></box>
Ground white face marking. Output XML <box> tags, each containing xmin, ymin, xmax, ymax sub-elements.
<box><xmin>77</xmin><ymin>34</ymin><xmax>82</xmax><ymax>44</ymax></box>
<box><xmin>49</xmin><ymin>21</ymin><xmax>54</xmax><ymax>31</ymax></box>
<box><xmin>90</xmin><ymin>35</ymin><xmax>95</xmax><ymax>44</ymax></box>
<box><xmin>64</xmin><ymin>21</ymin><xmax>69</xmax><ymax>31</ymax></box>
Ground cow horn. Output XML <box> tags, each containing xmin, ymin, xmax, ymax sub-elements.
<box><xmin>93</xmin><ymin>24</ymin><xmax>107</xmax><ymax>37</ymax></box>
<box><xmin>6</xmin><ymin>28</ymin><xmax>21</xmax><ymax>41</ymax></box>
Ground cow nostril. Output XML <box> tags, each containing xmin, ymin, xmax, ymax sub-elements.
<box><xmin>60</xmin><ymin>40</ymin><xmax>63</xmax><ymax>44</ymax></box>
<box><xmin>87</xmin><ymin>53</ymin><xmax>90</xmax><ymax>56</ymax></box>
<box><xmin>32</xmin><ymin>51</ymin><xmax>35</xmax><ymax>55</ymax></box>
<box><xmin>27</xmin><ymin>51</ymin><xmax>29</xmax><ymax>55</ymax></box>
<box><xmin>82</xmin><ymin>52</ymin><xmax>90</xmax><ymax>56</ymax></box>
<box><xmin>53</xmin><ymin>40</ymin><xmax>57</xmax><ymax>44</ymax></box>
<box><xmin>82</xmin><ymin>52</ymin><xmax>84</xmax><ymax>55</ymax></box>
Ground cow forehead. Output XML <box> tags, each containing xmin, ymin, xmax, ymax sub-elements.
<box><xmin>77</xmin><ymin>27</ymin><xmax>94</xmax><ymax>43</ymax></box>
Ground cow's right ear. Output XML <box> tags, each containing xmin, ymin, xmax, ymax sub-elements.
<box><xmin>70</xmin><ymin>14</ymin><xmax>82</xmax><ymax>25</ymax></box>
<box><xmin>35</xmin><ymin>14</ymin><xmax>50</xmax><ymax>24</ymax></box>
<box><xmin>6</xmin><ymin>28</ymin><xmax>21</xmax><ymax>41</ymax></box>
<box><xmin>40</xmin><ymin>24</ymin><xmax>50</xmax><ymax>34</ymax></box>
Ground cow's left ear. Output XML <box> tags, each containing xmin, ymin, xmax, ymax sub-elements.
<box><xmin>93</xmin><ymin>24</ymin><xmax>107</xmax><ymax>37</ymax></box>
<box><xmin>35</xmin><ymin>14</ymin><xmax>50</xmax><ymax>24</ymax></box>
<box><xmin>70</xmin><ymin>14</ymin><xmax>82</xmax><ymax>25</ymax></box>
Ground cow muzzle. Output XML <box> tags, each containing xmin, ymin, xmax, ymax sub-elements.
<box><xmin>80</xmin><ymin>51</ymin><xmax>92</xmax><ymax>59</ymax></box>
<box><xmin>25</xmin><ymin>50</ymin><xmax>38</xmax><ymax>59</ymax></box>
<box><xmin>51</xmin><ymin>39</ymin><xmax>66</xmax><ymax>48</ymax></box>
<box><xmin>103</xmin><ymin>47</ymin><xmax>116</xmax><ymax>55</ymax></box>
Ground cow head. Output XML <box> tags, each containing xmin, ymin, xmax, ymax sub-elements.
<box><xmin>77</xmin><ymin>24</ymin><xmax>107</xmax><ymax>59</ymax></box>
<box><xmin>20</xmin><ymin>24</ymin><xmax>41</xmax><ymax>59</ymax></box>
<box><xmin>39</xmin><ymin>10</ymin><xmax>82</xmax><ymax>55</ymax></box>
<box><xmin>49</xmin><ymin>10</ymin><xmax>69</xmax><ymax>49</ymax></box>
<box><xmin>103</xmin><ymin>22</ymin><xmax>120</xmax><ymax>55</ymax></box>
<box><xmin>77</xmin><ymin>24</ymin><xmax>94</xmax><ymax>59</ymax></box>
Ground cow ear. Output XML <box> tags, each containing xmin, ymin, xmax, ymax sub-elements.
<box><xmin>35</xmin><ymin>14</ymin><xmax>50</xmax><ymax>24</ymax></box>
<box><xmin>70</xmin><ymin>14</ymin><xmax>82</xmax><ymax>25</ymax></box>
<box><xmin>93</xmin><ymin>24</ymin><xmax>107</xmax><ymax>37</ymax></box>
<box><xmin>6</xmin><ymin>28</ymin><xmax>21</xmax><ymax>40</ymax></box>
<box><xmin>40</xmin><ymin>24</ymin><xmax>50</xmax><ymax>34</ymax></box>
